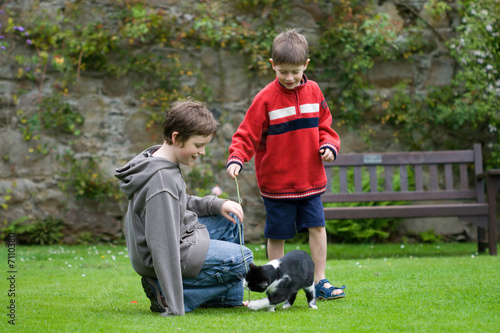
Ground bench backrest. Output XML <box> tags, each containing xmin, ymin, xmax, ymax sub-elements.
<box><xmin>323</xmin><ymin>144</ymin><xmax>485</xmax><ymax>203</ymax></box>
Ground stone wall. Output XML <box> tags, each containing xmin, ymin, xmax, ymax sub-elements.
<box><xmin>1</xmin><ymin>0</ymin><xmax>488</xmax><ymax>243</ymax></box>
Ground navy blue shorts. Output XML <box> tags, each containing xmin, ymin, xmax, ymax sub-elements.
<box><xmin>263</xmin><ymin>195</ymin><xmax>326</xmax><ymax>240</ymax></box>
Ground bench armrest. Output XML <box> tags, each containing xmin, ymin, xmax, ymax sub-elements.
<box><xmin>477</xmin><ymin>169</ymin><xmax>500</xmax><ymax>179</ymax></box>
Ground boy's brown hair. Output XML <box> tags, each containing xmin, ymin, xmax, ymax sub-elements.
<box><xmin>271</xmin><ymin>29</ymin><xmax>309</xmax><ymax>65</ymax></box>
<box><xmin>162</xmin><ymin>98</ymin><xmax>218</xmax><ymax>145</ymax></box>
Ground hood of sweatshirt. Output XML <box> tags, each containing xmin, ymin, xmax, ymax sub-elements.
<box><xmin>114</xmin><ymin>145</ymin><xmax>179</xmax><ymax>199</ymax></box>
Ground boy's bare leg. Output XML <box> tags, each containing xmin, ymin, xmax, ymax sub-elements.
<box><xmin>309</xmin><ymin>227</ymin><xmax>343</xmax><ymax>295</ymax></box>
<box><xmin>267</xmin><ymin>238</ymin><xmax>285</xmax><ymax>260</ymax></box>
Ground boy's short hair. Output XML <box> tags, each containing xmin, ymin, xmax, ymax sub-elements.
<box><xmin>162</xmin><ymin>98</ymin><xmax>218</xmax><ymax>145</ymax></box>
<box><xmin>272</xmin><ymin>29</ymin><xmax>309</xmax><ymax>65</ymax></box>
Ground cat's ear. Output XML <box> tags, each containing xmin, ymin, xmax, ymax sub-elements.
<box><xmin>249</xmin><ymin>263</ymin><xmax>258</xmax><ymax>270</ymax></box>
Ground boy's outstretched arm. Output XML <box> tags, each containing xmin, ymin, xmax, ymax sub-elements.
<box><xmin>227</xmin><ymin>95</ymin><xmax>268</xmax><ymax>179</ymax></box>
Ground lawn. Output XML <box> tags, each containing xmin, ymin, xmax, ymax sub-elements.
<box><xmin>1</xmin><ymin>242</ymin><xmax>499</xmax><ymax>332</ymax></box>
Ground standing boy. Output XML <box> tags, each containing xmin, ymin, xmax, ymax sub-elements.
<box><xmin>226</xmin><ymin>29</ymin><xmax>345</xmax><ymax>300</ymax></box>
<box><xmin>115</xmin><ymin>99</ymin><xmax>253</xmax><ymax>316</ymax></box>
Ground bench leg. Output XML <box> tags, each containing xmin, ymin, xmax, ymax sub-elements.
<box><xmin>487</xmin><ymin>177</ymin><xmax>498</xmax><ymax>256</ymax></box>
<box><xmin>477</xmin><ymin>227</ymin><xmax>487</xmax><ymax>253</ymax></box>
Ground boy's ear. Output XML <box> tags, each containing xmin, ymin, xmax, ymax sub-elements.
<box><xmin>304</xmin><ymin>58</ymin><xmax>310</xmax><ymax>70</ymax></box>
<box><xmin>269</xmin><ymin>58</ymin><xmax>275</xmax><ymax>70</ymax></box>
<box><xmin>171</xmin><ymin>132</ymin><xmax>180</xmax><ymax>146</ymax></box>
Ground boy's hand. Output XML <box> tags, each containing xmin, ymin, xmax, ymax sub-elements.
<box><xmin>226</xmin><ymin>164</ymin><xmax>241</xmax><ymax>179</ymax></box>
<box><xmin>320</xmin><ymin>148</ymin><xmax>335</xmax><ymax>162</ymax></box>
<box><xmin>221</xmin><ymin>200</ymin><xmax>244</xmax><ymax>224</ymax></box>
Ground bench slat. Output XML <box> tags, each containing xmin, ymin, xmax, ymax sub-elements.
<box><xmin>400</xmin><ymin>165</ymin><xmax>408</xmax><ymax>191</ymax></box>
<box><xmin>385</xmin><ymin>166</ymin><xmax>393</xmax><ymax>191</ymax></box>
<box><xmin>430</xmin><ymin>164</ymin><xmax>438</xmax><ymax>190</ymax></box>
<box><xmin>354</xmin><ymin>166</ymin><xmax>362</xmax><ymax>192</ymax></box>
<box><xmin>460</xmin><ymin>164</ymin><xmax>468</xmax><ymax>190</ymax></box>
<box><xmin>324</xmin><ymin>150</ymin><xmax>475</xmax><ymax>167</ymax></box>
<box><xmin>321</xmin><ymin>189</ymin><xmax>477</xmax><ymax>202</ymax></box>
<box><xmin>415</xmin><ymin>165</ymin><xmax>423</xmax><ymax>191</ymax></box>
<box><xmin>324</xmin><ymin>203</ymin><xmax>488</xmax><ymax>220</ymax></box>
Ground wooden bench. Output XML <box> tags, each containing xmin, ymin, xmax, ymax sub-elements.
<box><xmin>322</xmin><ymin>144</ymin><xmax>498</xmax><ymax>255</ymax></box>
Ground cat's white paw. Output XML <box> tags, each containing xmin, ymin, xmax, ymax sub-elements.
<box><xmin>247</xmin><ymin>298</ymin><xmax>270</xmax><ymax>311</ymax></box>
<box><xmin>267</xmin><ymin>306</ymin><xmax>276</xmax><ymax>312</ymax></box>
<box><xmin>283</xmin><ymin>302</ymin><xmax>292</xmax><ymax>310</ymax></box>
<box><xmin>247</xmin><ymin>301</ymin><xmax>259</xmax><ymax>311</ymax></box>
<box><xmin>308</xmin><ymin>300</ymin><xmax>318</xmax><ymax>309</ymax></box>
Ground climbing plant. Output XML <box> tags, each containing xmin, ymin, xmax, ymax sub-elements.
<box><xmin>58</xmin><ymin>151</ymin><xmax>121</xmax><ymax>202</ymax></box>
<box><xmin>371</xmin><ymin>0</ymin><xmax>500</xmax><ymax>168</ymax></box>
<box><xmin>313</xmin><ymin>3</ymin><xmax>404</xmax><ymax>128</ymax></box>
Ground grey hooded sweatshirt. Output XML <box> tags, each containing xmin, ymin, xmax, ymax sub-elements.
<box><xmin>114</xmin><ymin>146</ymin><xmax>226</xmax><ymax>316</ymax></box>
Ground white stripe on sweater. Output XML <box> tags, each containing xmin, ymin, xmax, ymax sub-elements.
<box><xmin>268</xmin><ymin>103</ymin><xmax>319</xmax><ymax>121</ymax></box>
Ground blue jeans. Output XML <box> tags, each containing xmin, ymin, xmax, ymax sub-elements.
<box><xmin>182</xmin><ymin>215</ymin><xmax>253</xmax><ymax>312</ymax></box>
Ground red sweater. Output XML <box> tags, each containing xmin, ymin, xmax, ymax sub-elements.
<box><xmin>227</xmin><ymin>75</ymin><xmax>340</xmax><ymax>200</ymax></box>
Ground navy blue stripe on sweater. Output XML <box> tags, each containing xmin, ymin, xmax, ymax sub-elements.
<box><xmin>268</xmin><ymin>117</ymin><xmax>319</xmax><ymax>136</ymax></box>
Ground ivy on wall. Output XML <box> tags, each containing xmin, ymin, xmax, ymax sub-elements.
<box><xmin>2</xmin><ymin>0</ymin><xmax>498</xmax><ymax>151</ymax></box>
<box><xmin>379</xmin><ymin>0</ymin><xmax>499</xmax><ymax>169</ymax></box>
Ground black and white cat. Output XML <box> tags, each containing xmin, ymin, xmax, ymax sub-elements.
<box><xmin>243</xmin><ymin>250</ymin><xmax>317</xmax><ymax>312</ymax></box>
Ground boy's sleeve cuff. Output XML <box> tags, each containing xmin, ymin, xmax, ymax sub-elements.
<box><xmin>319</xmin><ymin>143</ymin><xmax>339</xmax><ymax>160</ymax></box>
<box><xmin>227</xmin><ymin>156</ymin><xmax>244</xmax><ymax>171</ymax></box>
<box><xmin>209</xmin><ymin>197</ymin><xmax>227</xmax><ymax>216</ymax></box>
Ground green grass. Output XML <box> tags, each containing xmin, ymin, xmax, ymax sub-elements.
<box><xmin>1</xmin><ymin>243</ymin><xmax>499</xmax><ymax>332</ymax></box>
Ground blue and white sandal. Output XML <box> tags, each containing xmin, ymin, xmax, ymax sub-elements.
<box><xmin>315</xmin><ymin>279</ymin><xmax>346</xmax><ymax>300</ymax></box>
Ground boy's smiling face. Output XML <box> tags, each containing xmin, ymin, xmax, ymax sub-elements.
<box><xmin>173</xmin><ymin>133</ymin><xmax>213</xmax><ymax>166</ymax></box>
<box><xmin>270</xmin><ymin>59</ymin><xmax>309</xmax><ymax>90</ymax></box>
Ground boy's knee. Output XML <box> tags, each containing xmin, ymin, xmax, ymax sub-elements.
<box><xmin>243</xmin><ymin>247</ymin><xmax>253</xmax><ymax>261</ymax></box>
<box><xmin>238</xmin><ymin>247</ymin><xmax>253</xmax><ymax>273</ymax></box>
